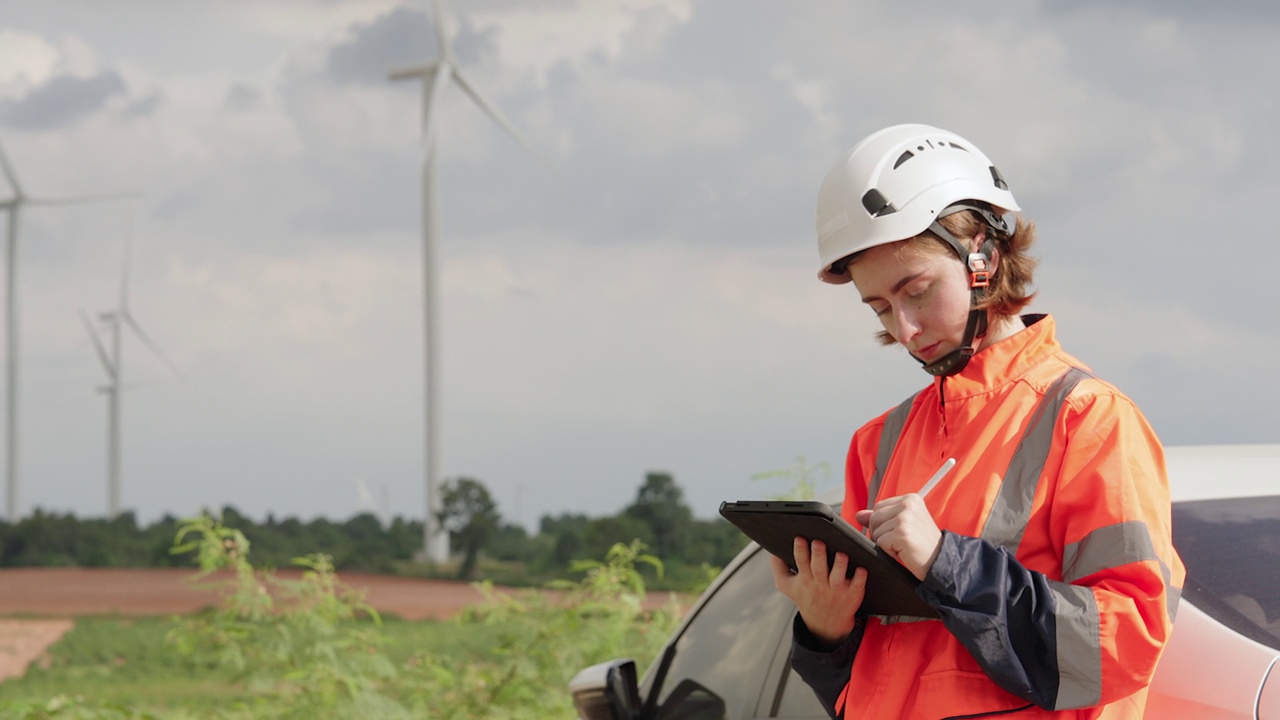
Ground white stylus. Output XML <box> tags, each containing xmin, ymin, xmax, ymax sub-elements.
<box><xmin>918</xmin><ymin>457</ymin><xmax>957</xmax><ymax>499</ymax></box>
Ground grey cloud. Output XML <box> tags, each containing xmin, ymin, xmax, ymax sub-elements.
<box><xmin>327</xmin><ymin>6</ymin><xmax>435</xmax><ymax>84</ymax></box>
<box><xmin>1048</xmin><ymin>0</ymin><xmax>1280</xmax><ymax>23</ymax></box>
<box><xmin>224</xmin><ymin>84</ymin><xmax>261</xmax><ymax>112</ymax></box>
<box><xmin>0</xmin><ymin>71</ymin><xmax>127</xmax><ymax>129</ymax></box>
<box><xmin>326</xmin><ymin>4</ymin><xmax>499</xmax><ymax>84</ymax></box>
<box><xmin>123</xmin><ymin>89</ymin><xmax>164</xmax><ymax>117</ymax></box>
<box><xmin>1119</xmin><ymin>351</ymin><xmax>1278</xmax><ymax>446</ymax></box>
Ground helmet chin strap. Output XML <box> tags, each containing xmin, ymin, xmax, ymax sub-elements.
<box><xmin>919</xmin><ymin>301</ymin><xmax>987</xmax><ymax>377</ymax></box>
<box><xmin>915</xmin><ymin>205</ymin><xmax>1001</xmax><ymax>377</ymax></box>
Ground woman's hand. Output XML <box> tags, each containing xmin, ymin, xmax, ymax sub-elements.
<box><xmin>855</xmin><ymin>494</ymin><xmax>943</xmax><ymax>581</ymax></box>
<box><xmin>770</xmin><ymin>537</ymin><xmax>867</xmax><ymax>648</ymax></box>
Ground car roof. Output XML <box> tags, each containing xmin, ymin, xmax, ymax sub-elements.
<box><xmin>1166</xmin><ymin>444</ymin><xmax>1280</xmax><ymax>502</ymax></box>
<box><xmin>813</xmin><ymin>444</ymin><xmax>1280</xmax><ymax>506</ymax></box>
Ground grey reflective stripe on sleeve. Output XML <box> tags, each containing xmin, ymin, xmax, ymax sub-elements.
<box><xmin>1050</xmin><ymin>582</ymin><xmax>1103</xmax><ymax>709</ymax></box>
<box><xmin>980</xmin><ymin>367</ymin><xmax>1092</xmax><ymax>551</ymax></box>
<box><xmin>1063</xmin><ymin>520</ymin><xmax>1180</xmax><ymax>621</ymax></box>
<box><xmin>867</xmin><ymin>392</ymin><xmax>917</xmax><ymax>508</ymax></box>
<box><xmin>1062</xmin><ymin>520</ymin><xmax>1157</xmax><ymax>583</ymax></box>
<box><xmin>1166</xmin><ymin>579</ymin><xmax>1182</xmax><ymax>622</ymax></box>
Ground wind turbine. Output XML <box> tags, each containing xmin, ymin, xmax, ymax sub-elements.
<box><xmin>0</xmin><ymin>136</ymin><xmax>136</xmax><ymax>522</ymax></box>
<box><xmin>80</xmin><ymin>233</ymin><xmax>182</xmax><ymax>519</ymax></box>
<box><xmin>388</xmin><ymin>0</ymin><xmax>543</xmax><ymax>564</ymax></box>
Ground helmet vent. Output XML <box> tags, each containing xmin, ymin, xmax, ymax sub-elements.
<box><xmin>990</xmin><ymin>165</ymin><xmax>1008</xmax><ymax>190</ymax></box>
<box><xmin>861</xmin><ymin>188</ymin><xmax>897</xmax><ymax>217</ymax></box>
<box><xmin>948</xmin><ymin>142</ymin><xmax>969</xmax><ymax>152</ymax></box>
<box><xmin>893</xmin><ymin>150</ymin><xmax>915</xmax><ymax>169</ymax></box>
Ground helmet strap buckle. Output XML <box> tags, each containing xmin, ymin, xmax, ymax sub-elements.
<box><xmin>967</xmin><ymin>253</ymin><xmax>991</xmax><ymax>288</ymax></box>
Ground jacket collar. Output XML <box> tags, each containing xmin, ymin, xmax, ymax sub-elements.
<box><xmin>932</xmin><ymin>313</ymin><xmax>1058</xmax><ymax>401</ymax></box>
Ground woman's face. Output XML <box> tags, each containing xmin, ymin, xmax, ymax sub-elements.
<box><xmin>848</xmin><ymin>239</ymin><xmax>974</xmax><ymax>365</ymax></box>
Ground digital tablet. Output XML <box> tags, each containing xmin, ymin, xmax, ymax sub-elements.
<box><xmin>719</xmin><ymin>500</ymin><xmax>938</xmax><ymax>619</ymax></box>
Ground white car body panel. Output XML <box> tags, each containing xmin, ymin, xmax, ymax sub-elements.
<box><xmin>1166</xmin><ymin>444</ymin><xmax>1280</xmax><ymax>501</ymax></box>
<box><xmin>1146</xmin><ymin>601</ymin><xmax>1279</xmax><ymax>718</ymax></box>
<box><xmin>1149</xmin><ymin>444</ymin><xmax>1280</xmax><ymax>719</ymax></box>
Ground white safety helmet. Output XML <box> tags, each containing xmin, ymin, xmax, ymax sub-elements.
<box><xmin>815</xmin><ymin>123</ymin><xmax>1020</xmax><ymax>284</ymax></box>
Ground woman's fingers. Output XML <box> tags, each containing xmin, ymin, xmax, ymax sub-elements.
<box><xmin>808</xmin><ymin>538</ymin><xmax>829</xmax><ymax>577</ymax></box>
<box><xmin>830</xmin><ymin>546</ymin><xmax>849</xmax><ymax>584</ymax></box>
<box><xmin>854</xmin><ymin>508</ymin><xmax>872</xmax><ymax>528</ymax></box>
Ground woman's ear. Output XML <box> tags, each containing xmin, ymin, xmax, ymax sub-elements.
<box><xmin>971</xmin><ymin>229</ymin><xmax>999</xmax><ymax>271</ymax></box>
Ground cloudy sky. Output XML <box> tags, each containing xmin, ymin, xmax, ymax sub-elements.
<box><xmin>0</xmin><ymin>0</ymin><xmax>1276</xmax><ymax>534</ymax></box>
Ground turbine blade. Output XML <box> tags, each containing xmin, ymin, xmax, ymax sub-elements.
<box><xmin>451</xmin><ymin>68</ymin><xmax>549</xmax><ymax>166</ymax></box>
<box><xmin>389</xmin><ymin>61</ymin><xmax>436</xmax><ymax>82</ymax></box>
<box><xmin>122</xmin><ymin>313</ymin><xmax>184</xmax><ymax>381</ymax></box>
<box><xmin>27</xmin><ymin>190</ymin><xmax>141</xmax><ymax>207</ymax></box>
<box><xmin>0</xmin><ymin>138</ymin><xmax>23</xmax><ymax>197</ymax></box>
<box><xmin>79</xmin><ymin>308</ymin><xmax>115</xmax><ymax>377</ymax></box>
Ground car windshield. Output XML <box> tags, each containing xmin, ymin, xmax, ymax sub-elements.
<box><xmin>1173</xmin><ymin>495</ymin><xmax>1280</xmax><ymax>650</ymax></box>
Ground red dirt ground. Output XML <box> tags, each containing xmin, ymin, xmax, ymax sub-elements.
<box><xmin>0</xmin><ymin>567</ymin><xmax>681</xmax><ymax>683</ymax></box>
<box><xmin>0</xmin><ymin>567</ymin><xmax>492</xmax><ymax>621</ymax></box>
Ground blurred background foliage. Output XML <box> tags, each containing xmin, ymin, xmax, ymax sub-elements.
<box><xmin>0</xmin><ymin>470</ymin><xmax>755</xmax><ymax>591</ymax></box>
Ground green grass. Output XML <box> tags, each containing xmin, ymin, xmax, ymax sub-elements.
<box><xmin>0</xmin><ymin>530</ymin><xmax>687</xmax><ymax>719</ymax></box>
<box><xmin>0</xmin><ymin>613</ymin><xmax>526</xmax><ymax>716</ymax></box>
<box><xmin>0</xmin><ymin>615</ymin><xmax>235</xmax><ymax>713</ymax></box>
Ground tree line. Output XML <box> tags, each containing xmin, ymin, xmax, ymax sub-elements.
<box><xmin>0</xmin><ymin>471</ymin><xmax>750</xmax><ymax>590</ymax></box>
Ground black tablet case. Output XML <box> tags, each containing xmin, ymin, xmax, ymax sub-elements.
<box><xmin>719</xmin><ymin>500</ymin><xmax>938</xmax><ymax>619</ymax></box>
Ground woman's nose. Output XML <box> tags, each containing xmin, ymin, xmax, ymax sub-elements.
<box><xmin>893</xmin><ymin>307</ymin><xmax>921</xmax><ymax>344</ymax></box>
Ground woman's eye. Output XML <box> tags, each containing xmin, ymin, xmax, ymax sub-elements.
<box><xmin>871</xmin><ymin>305</ymin><xmax>890</xmax><ymax>317</ymax></box>
<box><xmin>907</xmin><ymin>284</ymin><xmax>930</xmax><ymax>301</ymax></box>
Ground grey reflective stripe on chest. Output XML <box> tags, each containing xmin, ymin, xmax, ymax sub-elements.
<box><xmin>980</xmin><ymin>367</ymin><xmax>1092</xmax><ymax>551</ymax></box>
<box><xmin>867</xmin><ymin>393</ymin><xmax>917</xmax><ymax>509</ymax></box>
<box><xmin>868</xmin><ymin>367</ymin><xmax>1092</xmax><ymax>550</ymax></box>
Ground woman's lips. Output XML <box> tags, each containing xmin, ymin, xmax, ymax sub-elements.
<box><xmin>914</xmin><ymin>342</ymin><xmax>941</xmax><ymax>360</ymax></box>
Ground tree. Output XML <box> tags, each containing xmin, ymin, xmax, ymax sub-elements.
<box><xmin>437</xmin><ymin>477</ymin><xmax>501</xmax><ymax>579</ymax></box>
<box><xmin>623</xmin><ymin>471</ymin><xmax>693</xmax><ymax>561</ymax></box>
<box><xmin>581</xmin><ymin>515</ymin><xmax>654</xmax><ymax>563</ymax></box>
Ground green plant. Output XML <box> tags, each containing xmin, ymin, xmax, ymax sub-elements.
<box><xmin>0</xmin><ymin>695</ymin><xmax>157</xmax><ymax>720</ymax></box>
<box><xmin>751</xmin><ymin>455</ymin><xmax>833</xmax><ymax>500</ymax></box>
<box><xmin>3</xmin><ymin>519</ymin><xmax>686</xmax><ymax>720</ymax></box>
<box><xmin>165</xmin><ymin>513</ymin><xmax>401</xmax><ymax>719</ymax></box>
<box><xmin>406</xmin><ymin>540</ymin><xmax>684</xmax><ymax>719</ymax></box>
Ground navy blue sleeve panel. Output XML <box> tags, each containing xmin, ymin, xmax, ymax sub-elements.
<box><xmin>917</xmin><ymin>531</ymin><xmax>1062</xmax><ymax>709</ymax></box>
<box><xmin>789</xmin><ymin>613</ymin><xmax>864</xmax><ymax>720</ymax></box>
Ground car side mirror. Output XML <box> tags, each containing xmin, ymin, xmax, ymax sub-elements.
<box><xmin>569</xmin><ymin>658</ymin><xmax>643</xmax><ymax>720</ymax></box>
<box><xmin>654</xmin><ymin>678</ymin><xmax>726</xmax><ymax>720</ymax></box>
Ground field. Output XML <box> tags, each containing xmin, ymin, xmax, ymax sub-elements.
<box><xmin>0</xmin><ymin>557</ymin><xmax>688</xmax><ymax>718</ymax></box>
<box><xmin>0</xmin><ymin>568</ymin><xmax>492</xmax><ymax>682</ymax></box>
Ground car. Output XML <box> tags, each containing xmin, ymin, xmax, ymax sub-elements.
<box><xmin>569</xmin><ymin>444</ymin><xmax>1280</xmax><ymax>719</ymax></box>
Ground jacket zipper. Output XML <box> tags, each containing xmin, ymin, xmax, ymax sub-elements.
<box><xmin>941</xmin><ymin>702</ymin><xmax>1035</xmax><ymax>719</ymax></box>
<box><xmin>937</xmin><ymin>377</ymin><xmax>949</xmax><ymax>449</ymax></box>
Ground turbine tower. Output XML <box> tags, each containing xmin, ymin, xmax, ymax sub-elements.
<box><xmin>0</xmin><ymin>137</ymin><xmax>135</xmax><ymax>522</ymax></box>
<box><xmin>388</xmin><ymin>0</ymin><xmax>542</xmax><ymax>563</ymax></box>
<box><xmin>81</xmin><ymin>234</ymin><xmax>181</xmax><ymax>519</ymax></box>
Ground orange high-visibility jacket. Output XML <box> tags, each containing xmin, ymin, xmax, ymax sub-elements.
<box><xmin>793</xmin><ymin>314</ymin><xmax>1185</xmax><ymax>719</ymax></box>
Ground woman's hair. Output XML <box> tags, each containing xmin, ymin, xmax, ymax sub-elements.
<box><xmin>868</xmin><ymin>209</ymin><xmax>1038</xmax><ymax>346</ymax></box>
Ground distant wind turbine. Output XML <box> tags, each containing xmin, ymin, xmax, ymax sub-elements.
<box><xmin>81</xmin><ymin>233</ymin><xmax>182</xmax><ymax>519</ymax></box>
<box><xmin>388</xmin><ymin>0</ymin><xmax>544</xmax><ymax>564</ymax></box>
<box><xmin>355</xmin><ymin>477</ymin><xmax>378</xmax><ymax>514</ymax></box>
<box><xmin>0</xmin><ymin>136</ymin><xmax>137</xmax><ymax>522</ymax></box>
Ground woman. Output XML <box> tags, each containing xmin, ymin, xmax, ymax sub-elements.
<box><xmin>773</xmin><ymin>124</ymin><xmax>1184</xmax><ymax>719</ymax></box>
